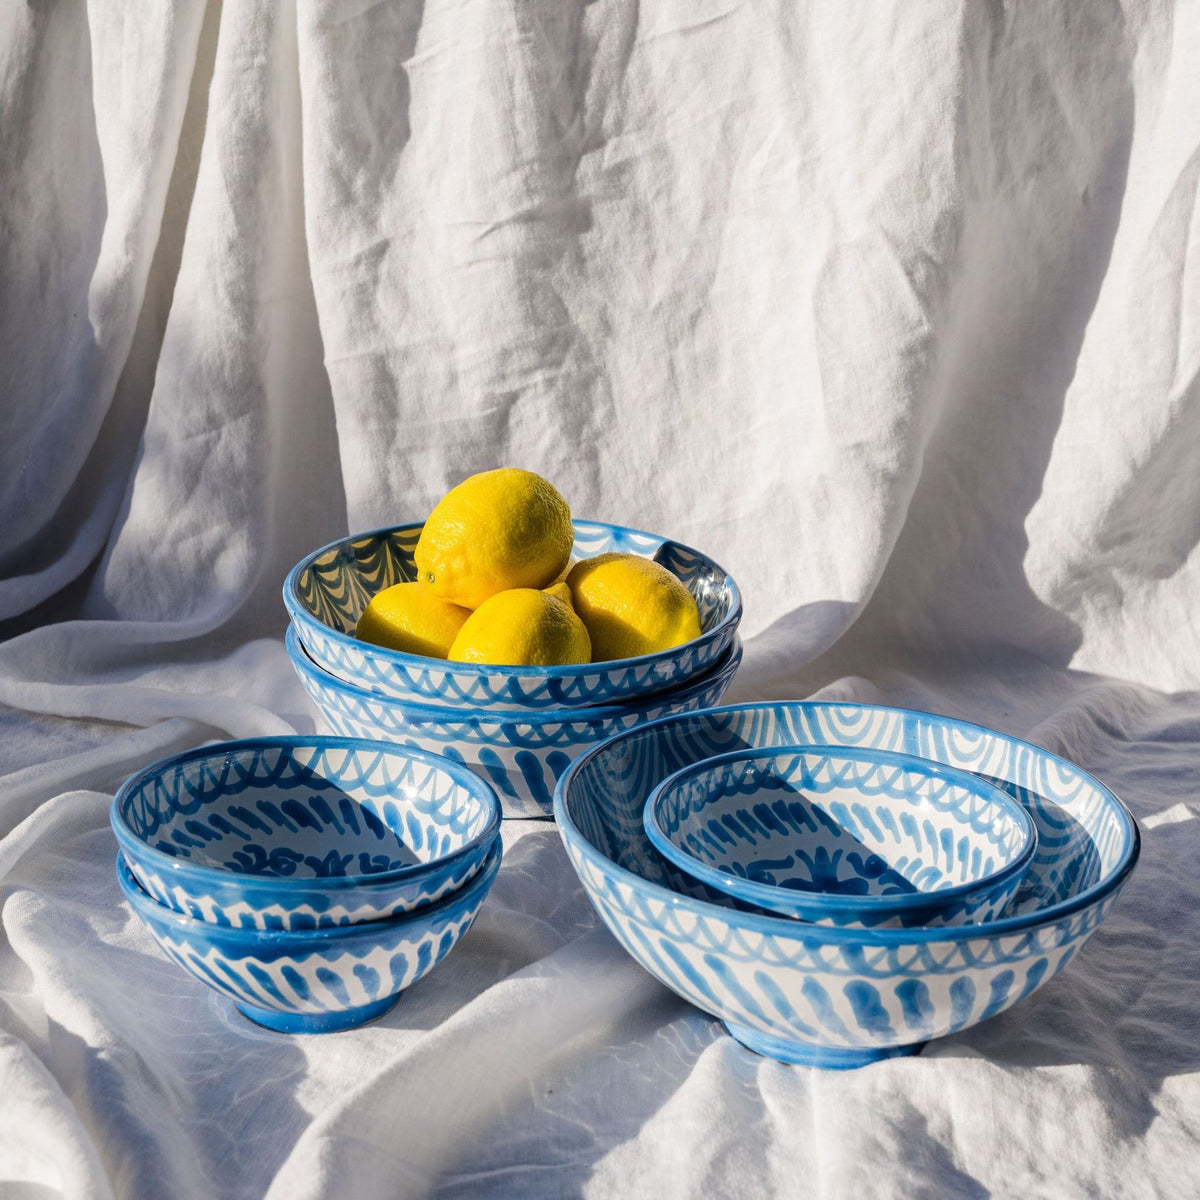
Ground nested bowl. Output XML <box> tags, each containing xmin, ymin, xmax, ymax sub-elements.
<box><xmin>283</xmin><ymin>520</ymin><xmax>742</xmax><ymax>710</ymax></box>
<box><xmin>643</xmin><ymin>745</ymin><xmax>1037</xmax><ymax>928</ymax></box>
<box><xmin>112</xmin><ymin>736</ymin><xmax>501</xmax><ymax>930</ymax></box>
<box><xmin>117</xmin><ymin>843</ymin><xmax>502</xmax><ymax>1033</ymax></box>
<box><xmin>287</xmin><ymin>625</ymin><xmax>743</xmax><ymax>818</ymax></box>
<box><xmin>554</xmin><ymin>702</ymin><xmax>1140</xmax><ymax>1070</ymax></box>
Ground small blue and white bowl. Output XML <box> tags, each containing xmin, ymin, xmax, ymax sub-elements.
<box><xmin>112</xmin><ymin>737</ymin><xmax>501</xmax><ymax>930</ymax></box>
<box><xmin>283</xmin><ymin>520</ymin><xmax>742</xmax><ymax>710</ymax></box>
<box><xmin>288</xmin><ymin>624</ymin><xmax>743</xmax><ymax>818</ymax></box>
<box><xmin>117</xmin><ymin>844</ymin><xmax>501</xmax><ymax>1033</ymax></box>
<box><xmin>555</xmin><ymin>702</ymin><xmax>1140</xmax><ymax>1069</ymax></box>
<box><xmin>643</xmin><ymin>745</ymin><xmax>1037</xmax><ymax>928</ymax></box>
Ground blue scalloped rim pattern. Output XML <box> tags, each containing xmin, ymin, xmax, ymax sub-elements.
<box><xmin>287</xmin><ymin>626</ymin><xmax>742</xmax><ymax>818</ymax></box>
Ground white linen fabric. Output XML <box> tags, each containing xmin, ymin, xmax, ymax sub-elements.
<box><xmin>2</xmin><ymin>0</ymin><xmax>1199</xmax><ymax>1196</ymax></box>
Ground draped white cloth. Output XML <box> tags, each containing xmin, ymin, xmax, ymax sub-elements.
<box><xmin>2</xmin><ymin>1</ymin><xmax>1199</xmax><ymax>1196</ymax></box>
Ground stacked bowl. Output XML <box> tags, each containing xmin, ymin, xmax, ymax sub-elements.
<box><xmin>112</xmin><ymin>736</ymin><xmax>503</xmax><ymax>1032</ymax></box>
<box><xmin>283</xmin><ymin>521</ymin><xmax>745</xmax><ymax>816</ymax></box>
<box><xmin>642</xmin><ymin>745</ymin><xmax>1040</xmax><ymax>928</ymax></box>
<box><xmin>554</xmin><ymin>702</ymin><xmax>1140</xmax><ymax>1068</ymax></box>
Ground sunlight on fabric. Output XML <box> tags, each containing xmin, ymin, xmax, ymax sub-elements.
<box><xmin>1141</xmin><ymin>802</ymin><xmax>1199</xmax><ymax>830</ymax></box>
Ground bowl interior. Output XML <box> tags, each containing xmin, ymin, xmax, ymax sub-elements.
<box><xmin>292</xmin><ymin>520</ymin><xmax>735</xmax><ymax>646</ymax></box>
<box><xmin>560</xmin><ymin>703</ymin><xmax>1138</xmax><ymax>931</ymax></box>
<box><xmin>647</xmin><ymin>745</ymin><xmax>1032</xmax><ymax>900</ymax></box>
<box><xmin>116</xmin><ymin>739</ymin><xmax>497</xmax><ymax>881</ymax></box>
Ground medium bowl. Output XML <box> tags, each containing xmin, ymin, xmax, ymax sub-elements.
<box><xmin>283</xmin><ymin>520</ymin><xmax>742</xmax><ymax>710</ymax></box>
<box><xmin>117</xmin><ymin>842</ymin><xmax>502</xmax><ymax>1033</ymax></box>
<box><xmin>554</xmin><ymin>702</ymin><xmax>1140</xmax><ymax>1069</ymax></box>
<box><xmin>112</xmin><ymin>736</ymin><xmax>501</xmax><ymax>930</ymax></box>
<box><xmin>643</xmin><ymin>745</ymin><xmax>1037</xmax><ymax>927</ymax></box>
<box><xmin>287</xmin><ymin>625</ymin><xmax>743</xmax><ymax>818</ymax></box>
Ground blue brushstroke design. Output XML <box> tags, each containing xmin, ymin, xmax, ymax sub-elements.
<box><xmin>315</xmin><ymin>966</ymin><xmax>351</xmax><ymax>1007</ymax></box>
<box><xmin>895</xmin><ymin>979</ymin><xmax>935</xmax><ymax>1035</ymax></box>
<box><xmin>844</xmin><ymin>981</ymin><xmax>896</xmax><ymax>1040</ymax></box>
<box><xmin>948</xmin><ymin>977</ymin><xmax>976</xmax><ymax>1029</ymax></box>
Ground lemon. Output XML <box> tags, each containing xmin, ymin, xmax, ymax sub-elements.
<box><xmin>448</xmin><ymin>586</ymin><xmax>591</xmax><ymax>666</ymax></box>
<box><xmin>542</xmin><ymin>581</ymin><xmax>574</xmax><ymax>606</ymax></box>
<box><xmin>566</xmin><ymin>553</ymin><xmax>702</xmax><ymax>661</ymax></box>
<box><xmin>548</xmin><ymin>558</ymin><xmax>575</xmax><ymax>587</ymax></box>
<box><xmin>414</xmin><ymin>468</ymin><xmax>574</xmax><ymax>610</ymax></box>
<box><xmin>356</xmin><ymin>583</ymin><xmax>471</xmax><ymax>659</ymax></box>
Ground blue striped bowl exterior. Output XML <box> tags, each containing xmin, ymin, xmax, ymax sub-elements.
<box><xmin>645</xmin><ymin>746</ymin><xmax>1036</xmax><ymax>927</ymax></box>
<box><xmin>283</xmin><ymin>520</ymin><xmax>742</xmax><ymax>710</ymax></box>
<box><xmin>112</xmin><ymin>738</ymin><xmax>501</xmax><ymax>930</ymax></box>
<box><xmin>117</xmin><ymin>843</ymin><xmax>502</xmax><ymax>1033</ymax></box>
<box><xmin>554</xmin><ymin>703</ymin><xmax>1140</xmax><ymax>1069</ymax></box>
<box><xmin>287</xmin><ymin>625</ymin><xmax>742</xmax><ymax>818</ymax></box>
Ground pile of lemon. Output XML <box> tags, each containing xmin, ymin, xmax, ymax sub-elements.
<box><xmin>356</xmin><ymin>469</ymin><xmax>702</xmax><ymax>667</ymax></box>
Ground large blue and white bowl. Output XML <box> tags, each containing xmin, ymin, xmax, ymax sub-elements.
<box><xmin>287</xmin><ymin>625</ymin><xmax>743</xmax><ymax>818</ymax></box>
<box><xmin>117</xmin><ymin>843</ymin><xmax>502</xmax><ymax>1033</ymax></box>
<box><xmin>112</xmin><ymin>737</ymin><xmax>501</xmax><ymax>930</ymax></box>
<box><xmin>554</xmin><ymin>703</ymin><xmax>1140</xmax><ymax>1069</ymax></box>
<box><xmin>644</xmin><ymin>746</ymin><xmax>1037</xmax><ymax>928</ymax></box>
<box><xmin>283</xmin><ymin>520</ymin><xmax>742</xmax><ymax>710</ymax></box>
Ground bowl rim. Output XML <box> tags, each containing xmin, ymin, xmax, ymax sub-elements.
<box><xmin>642</xmin><ymin>743</ymin><xmax>1038</xmax><ymax>921</ymax></box>
<box><xmin>115</xmin><ymin>838</ymin><xmax>503</xmax><ymax>947</ymax></box>
<box><xmin>286</xmin><ymin>624</ymin><xmax>745</xmax><ymax>726</ymax></box>
<box><xmin>282</xmin><ymin>518</ymin><xmax>744</xmax><ymax>683</ymax></box>
<box><xmin>553</xmin><ymin>700</ymin><xmax>1141</xmax><ymax>946</ymax></box>
<box><xmin>111</xmin><ymin>734</ymin><xmax>503</xmax><ymax>893</ymax></box>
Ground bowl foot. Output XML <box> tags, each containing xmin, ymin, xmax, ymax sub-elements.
<box><xmin>723</xmin><ymin>1021</ymin><xmax>924</xmax><ymax>1069</ymax></box>
<box><xmin>235</xmin><ymin>993</ymin><xmax>402</xmax><ymax>1034</ymax></box>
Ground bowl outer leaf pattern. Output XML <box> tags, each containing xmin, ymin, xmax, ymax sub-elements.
<box><xmin>288</xmin><ymin>626</ymin><xmax>743</xmax><ymax>818</ymax></box>
<box><xmin>553</xmin><ymin>702</ymin><xmax>1139</xmax><ymax>1065</ymax></box>
<box><xmin>283</xmin><ymin>521</ymin><xmax>742</xmax><ymax>709</ymax></box>
<box><xmin>644</xmin><ymin>745</ymin><xmax>1037</xmax><ymax>927</ymax></box>
<box><xmin>116</xmin><ymin>842</ymin><xmax>502</xmax><ymax>1026</ymax></box>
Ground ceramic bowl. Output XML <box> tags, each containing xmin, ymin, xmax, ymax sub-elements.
<box><xmin>283</xmin><ymin>520</ymin><xmax>742</xmax><ymax>710</ymax></box>
<box><xmin>643</xmin><ymin>745</ymin><xmax>1037</xmax><ymax>928</ymax></box>
<box><xmin>287</xmin><ymin>625</ymin><xmax>743</xmax><ymax>818</ymax></box>
<box><xmin>112</xmin><ymin>737</ymin><xmax>501</xmax><ymax>930</ymax></box>
<box><xmin>554</xmin><ymin>702</ymin><xmax>1140</xmax><ymax>1069</ymax></box>
<box><xmin>117</xmin><ymin>841</ymin><xmax>502</xmax><ymax>1033</ymax></box>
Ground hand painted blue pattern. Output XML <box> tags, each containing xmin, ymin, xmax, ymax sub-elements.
<box><xmin>771</xmin><ymin>846</ymin><xmax>910</xmax><ymax>894</ymax></box>
<box><xmin>113</xmin><ymin>737</ymin><xmax>501</xmax><ymax>930</ymax></box>
<box><xmin>283</xmin><ymin>520</ymin><xmax>742</xmax><ymax>710</ymax></box>
<box><xmin>644</xmin><ymin>746</ymin><xmax>1036</xmax><ymax>927</ymax></box>
<box><xmin>554</xmin><ymin>702</ymin><xmax>1139</xmax><ymax>1068</ymax></box>
<box><xmin>288</xmin><ymin>626</ymin><xmax>743</xmax><ymax>818</ymax></box>
<box><xmin>116</xmin><ymin>845</ymin><xmax>502</xmax><ymax>1033</ymax></box>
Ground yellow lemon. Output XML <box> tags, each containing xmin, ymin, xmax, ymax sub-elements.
<box><xmin>448</xmin><ymin>586</ymin><xmax>591</xmax><ymax>666</ymax></box>
<box><xmin>547</xmin><ymin>558</ymin><xmax>575</xmax><ymax>587</ymax></box>
<box><xmin>356</xmin><ymin>582</ymin><xmax>470</xmax><ymax>659</ymax></box>
<box><xmin>542</xmin><ymin>581</ymin><xmax>574</xmax><ymax>605</ymax></box>
<box><xmin>566</xmin><ymin>553</ymin><xmax>701</xmax><ymax>661</ymax></box>
<box><xmin>414</xmin><ymin>468</ymin><xmax>573</xmax><ymax>610</ymax></box>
